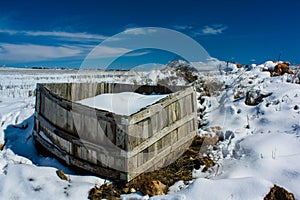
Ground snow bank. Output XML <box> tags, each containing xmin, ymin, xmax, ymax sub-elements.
<box><xmin>0</xmin><ymin>164</ymin><xmax>103</xmax><ymax>200</ymax></box>
<box><xmin>152</xmin><ymin>178</ymin><xmax>272</xmax><ymax>200</ymax></box>
<box><xmin>77</xmin><ymin>92</ymin><xmax>168</xmax><ymax>116</ymax></box>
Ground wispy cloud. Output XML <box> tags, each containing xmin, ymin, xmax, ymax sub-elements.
<box><xmin>173</xmin><ymin>24</ymin><xmax>228</xmax><ymax>36</ymax></box>
<box><xmin>123</xmin><ymin>28</ymin><xmax>157</xmax><ymax>35</ymax></box>
<box><xmin>200</xmin><ymin>24</ymin><xmax>228</xmax><ymax>35</ymax></box>
<box><xmin>0</xmin><ymin>29</ymin><xmax>18</xmax><ymax>35</ymax></box>
<box><xmin>0</xmin><ymin>29</ymin><xmax>107</xmax><ymax>42</ymax></box>
<box><xmin>0</xmin><ymin>43</ymin><xmax>82</xmax><ymax>63</ymax></box>
<box><xmin>173</xmin><ymin>25</ymin><xmax>194</xmax><ymax>31</ymax></box>
<box><xmin>24</xmin><ymin>30</ymin><xmax>107</xmax><ymax>41</ymax></box>
<box><xmin>88</xmin><ymin>45</ymin><xmax>130</xmax><ymax>58</ymax></box>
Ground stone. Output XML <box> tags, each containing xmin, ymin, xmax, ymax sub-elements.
<box><xmin>272</xmin><ymin>62</ymin><xmax>293</xmax><ymax>76</ymax></box>
<box><xmin>140</xmin><ymin>180</ymin><xmax>166</xmax><ymax>196</ymax></box>
<box><xmin>56</xmin><ymin>170</ymin><xmax>69</xmax><ymax>181</ymax></box>
<box><xmin>264</xmin><ymin>185</ymin><xmax>295</xmax><ymax>200</ymax></box>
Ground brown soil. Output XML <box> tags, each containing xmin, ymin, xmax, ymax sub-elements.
<box><xmin>88</xmin><ymin>135</ymin><xmax>215</xmax><ymax>199</ymax></box>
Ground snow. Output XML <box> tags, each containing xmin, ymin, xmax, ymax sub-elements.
<box><xmin>152</xmin><ymin>178</ymin><xmax>273</xmax><ymax>200</ymax></box>
<box><xmin>0</xmin><ymin>62</ymin><xmax>300</xmax><ymax>199</ymax></box>
<box><xmin>77</xmin><ymin>92</ymin><xmax>168</xmax><ymax>116</ymax></box>
<box><xmin>0</xmin><ymin>164</ymin><xmax>104</xmax><ymax>200</ymax></box>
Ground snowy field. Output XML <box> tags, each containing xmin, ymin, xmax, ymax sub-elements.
<box><xmin>0</xmin><ymin>61</ymin><xmax>299</xmax><ymax>199</ymax></box>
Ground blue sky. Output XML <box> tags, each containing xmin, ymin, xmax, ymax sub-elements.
<box><xmin>0</xmin><ymin>0</ymin><xmax>300</xmax><ymax>68</ymax></box>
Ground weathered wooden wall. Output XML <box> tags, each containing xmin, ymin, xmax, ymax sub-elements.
<box><xmin>34</xmin><ymin>82</ymin><xmax>197</xmax><ymax>181</ymax></box>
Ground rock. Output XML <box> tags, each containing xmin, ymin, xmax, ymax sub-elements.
<box><xmin>122</xmin><ymin>187</ymin><xmax>130</xmax><ymax>194</ymax></box>
<box><xmin>245</xmin><ymin>90</ymin><xmax>272</xmax><ymax>106</ymax></box>
<box><xmin>272</xmin><ymin>62</ymin><xmax>293</xmax><ymax>76</ymax></box>
<box><xmin>56</xmin><ymin>170</ymin><xmax>69</xmax><ymax>181</ymax></box>
<box><xmin>0</xmin><ymin>143</ymin><xmax>5</xmax><ymax>151</ymax></box>
<box><xmin>236</xmin><ymin>63</ymin><xmax>243</xmax><ymax>68</ymax></box>
<box><xmin>234</xmin><ymin>90</ymin><xmax>244</xmax><ymax>99</ymax></box>
<box><xmin>140</xmin><ymin>180</ymin><xmax>166</xmax><ymax>196</ymax></box>
<box><xmin>88</xmin><ymin>183</ymin><xmax>121</xmax><ymax>200</ymax></box>
<box><xmin>130</xmin><ymin>188</ymin><xmax>136</xmax><ymax>193</ymax></box>
<box><xmin>224</xmin><ymin>130</ymin><xmax>235</xmax><ymax>140</ymax></box>
<box><xmin>203</xmin><ymin>135</ymin><xmax>219</xmax><ymax>145</ymax></box>
<box><xmin>264</xmin><ymin>185</ymin><xmax>295</xmax><ymax>200</ymax></box>
<box><xmin>88</xmin><ymin>186</ymin><xmax>102</xmax><ymax>200</ymax></box>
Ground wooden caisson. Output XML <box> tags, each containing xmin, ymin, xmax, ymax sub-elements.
<box><xmin>33</xmin><ymin>82</ymin><xmax>197</xmax><ymax>182</ymax></box>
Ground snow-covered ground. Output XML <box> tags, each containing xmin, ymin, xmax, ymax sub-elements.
<box><xmin>0</xmin><ymin>61</ymin><xmax>299</xmax><ymax>199</ymax></box>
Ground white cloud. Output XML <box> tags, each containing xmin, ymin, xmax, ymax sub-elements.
<box><xmin>0</xmin><ymin>29</ymin><xmax>107</xmax><ymax>41</ymax></box>
<box><xmin>0</xmin><ymin>29</ymin><xmax>18</xmax><ymax>35</ymax></box>
<box><xmin>124</xmin><ymin>51</ymin><xmax>150</xmax><ymax>57</ymax></box>
<box><xmin>0</xmin><ymin>43</ymin><xmax>82</xmax><ymax>62</ymax></box>
<box><xmin>24</xmin><ymin>30</ymin><xmax>107</xmax><ymax>41</ymax></box>
<box><xmin>173</xmin><ymin>25</ymin><xmax>194</xmax><ymax>31</ymax></box>
<box><xmin>123</xmin><ymin>28</ymin><xmax>157</xmax><ymax>35</ymax></box>
<box><xmin>87</xmin><ymin>45</ymin><xmax>130</xmax><ymax>58</ymax></box>
<box><xmin>201</xmin><ymin>24</ymin><xmax>228</xmax><ymax>35</ymax></box>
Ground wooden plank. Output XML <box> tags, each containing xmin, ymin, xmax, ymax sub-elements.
<box><xmin>127</xmin><ymin>112</ymin><xmax>196</xmax><ymax>157</ymax></box>
<box><xmin>95</xmin><ymin>120</ymin><xmax>107</xmax><ymax>145</ymax></box>
<box><xmin>129</xmin><ymin>87</ymin><xmax>195</xmax><ymax>124</ymax></box>
<box><xmin>168</xmin><ymin>103</ymin><xmax>177</xmax><ymax>124</ymax></box>
<box><xmin>106</xmin><ymin>122</ymin><xmax>116</xmax><ymax>144</ymax></box>
<box><xmin>33</xmin><ymin>130</ymin><xmax>125</xmax><ymax>181</ymax></box>
<box><xmin>84</xmin><ymin>115</ymin><xmax>98</xmax><ymax>141</ymax></box>
<box><xmin>132</xmin><ymin>129</ymin><xmax>195</xmax><ymax>175</ymax></box>
<box><xmin>116</xmin><ymin>125</ymin><xmax>126</xmax><ymax>150</ymax></box>
<box><xmin>56</xmin><ymin>105</ymin><xmax>67</xmax><ymax>129</ymax></box>
<box><xmin>66</xmin><ymin>110</ymin><xmax>75</xmax><ymax>135</ymax></box>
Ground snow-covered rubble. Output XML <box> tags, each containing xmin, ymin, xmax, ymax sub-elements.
<box><xmin>0</xmin><ymin>61</ymin><xmax>299</xmax><ymax>199</ymax></box>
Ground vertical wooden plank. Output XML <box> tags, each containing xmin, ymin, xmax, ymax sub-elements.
<box><xmin>95</xmin><ymin>119</ymin><xmax>106</xmax><ymax>145</ymax></box>
<box><xmin>128</xmin><ymin>155</ymin><xmax>138</xmax><ymax>171</ymax></box>
<box><xmin>150</xmin><ymin>114</ymin><xmax>158</xmax><ymax>135</ymax></box>
<box><xmin>168</xmin><ymin>103</ymin><xmax>177</xmax><ymax>124</ymax></box>
<box><xmin>177</xmin><ymin>122</ymin><xmax>188</xmax><ymax>140</ymax></box>
<box><xmin>161</xmin><ymin>132</ymin><xmax>172</xmax><ymax>149</ymax></box>
<box><xmin>66</xmin><ymin>110</ymin><xmax>75</xmax><ymax>135</ymax></box>
<box><xmin>106</xmin><ymin>122</ymin><xmax>116</xmax><ymax>144</ymax></box>
<box><xmin>56</xmin><ymin>105</ymin><xmax>67</xmax><ymax>129</ymax></box>
<box><xmin>127</xmin><ymin>125</ymin><xmax>139</xmax><ymax>151</ymax></box>
<box><xmin>84</xmin><ymin>116</ymin><xmax>98</xmax><ymax>141</ymax></box>
<box><xmin>158</xmin><ymin>109</ymin><xmax>168</xmax><ymax>130</ymax></box>
<box><xmin>175</xmin><ymin>101</ymin><xmax>181</xmax><ymax>120</ymax></box>
<box><xmin>116</xmin><ymin>125</ymin><xmax>126</xmax><ymax>150</ymax></box>
<box><xmin>181</xmin><ymin>98</ymin><xmax>187</xmax><ymax>117</ymax></box>
<box><xmin>72</xmin><ymin>112</ymin><xmax>84</xmax><ymax>138</ymax></box>
<box><xmin>137</xmin><ymin>152</ymin><xmax>144</xmax><ymax>167</ymax></box>
<box><xmin>185</xmin><ymin>95</ymin><xmax>192</xmax><ymax>114</ymax></box>
<box><xmin>40</xmin><ymin>93</ymin><xmax>45</xmax><ymax>116</ymax></box>
<box><xmin>139</xmin><ymin>119</ymin><xmax>150</xmax><ymax>139</ymax></box>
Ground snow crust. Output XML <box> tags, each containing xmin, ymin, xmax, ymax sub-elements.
<box><xmin>77</xmin><ymin>92</ymin><xmax>168</xmax><ymax>116</ymax></box>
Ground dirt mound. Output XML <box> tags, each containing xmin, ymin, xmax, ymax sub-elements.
<box><xmin>88</xmin><ymin>136</ymin><xmax>216</xmax><ymax>199</ymax></box>
<box><xmin>264</xmin><ymin>185</ymin><xmax>295</xmax><ymax>200</ymax></box>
